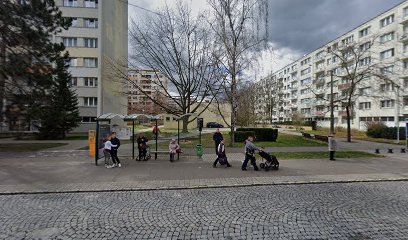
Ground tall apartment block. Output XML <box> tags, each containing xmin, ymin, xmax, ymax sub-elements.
<box><xmin>55</xmin><ymin>0</ymin><xmax>128</xmax><ymax>132</ymax></box>
<box><xmin>127</xmin><ymin>70</ymin><xmax>168</xmax><ymax>116</ymax></box>
<box><xmin>256</xmin><ymin>1</ymin><xmax>408</xmax><ymax>130</ymax></box>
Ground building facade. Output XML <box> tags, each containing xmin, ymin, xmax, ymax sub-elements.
<box><xmin>256</xmin><ymin>1</ymin><xmax>408</xmax><ymax>130</ymax></box>
<box><xmin>127</xmin><ymin>70</ymin><xmax>168</xmax><ymax>116</ymax></box>
<box><xmin>55</xmin><ymin>0</ymin><xmax>128</xmax><ymax>132</ymax></box>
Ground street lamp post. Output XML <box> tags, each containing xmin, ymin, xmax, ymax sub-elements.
<box><xmin>395</xmin><ymin>84</ymin><xmax>400</xmax><ymax>143</ymax></box>
<box><xmin>330</xmin><ymin>70</ymin><xmax>335</xmax><ymax>134</ymax></box>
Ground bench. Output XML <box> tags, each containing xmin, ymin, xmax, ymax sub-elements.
<box><xmin>314</xmin><ymin>135</ymin><xmax>329</xmax><ymax>142</ymax></box>
<box><xmin>301</xmin><ymin>132</ymin><xmax>312</xmax><ymax>139</ymax></box>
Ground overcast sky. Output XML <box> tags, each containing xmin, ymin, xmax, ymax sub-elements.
<box><xmin>128</xmin><ymin>0</ymin><xmax>406</xmax><ymax>79</ymax></box>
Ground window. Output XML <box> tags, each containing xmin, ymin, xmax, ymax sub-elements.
<box><xmin>404</xmin><ymin>78</ymin><xmax>408</xmax><ymax>87</ymax></box>
<box><xmin>85</xmin><ymin>18</ymin><xmax>98</xmax><ymax>28</ymax></box>
<box><xmin>359</xmin><ymin>102</ymin><xmax>371</xmax><ymax>110</ymax></box>
<box><xmin>84</xmin><ymin>77</ymin><xmax>98</xmax><ymax>87</ymax></box>
<box><xmin>84</xmin><ymin>0</ymin><xmax>98</xmax><ymax>8</ymax></box>
<box><xmin>84</xmin><ymin>38</ymin><xmax>98</xmax><ymax>48</ymax></box>
<box><xmin>301</xmin><ymin>78</ymin><xmax>311</xmax><ymax>86</ymax></box>
<box><xmin>66</xmin><ymin>17</ymin><xmax>78</xmax><ymax>27</ymax></box>
<box><xmin>380</xmin><ymin>15</ymin><xmax>394</xmax><ymax>27</ymax></box>
<box><xmin>380</xmin><ymin>49</ymin><xmax>394</xmax><ymax>60</ymax></box>
<box><xmin>404</xmin><ymin>43</ymin><xmax>408</xmax><ymax>53</ymax></box>
<box><xmin>359</xmin><ymin>57</ymin><xmax>371</xmax><ymax>67</ymax></box>
<box><xmin>62</xmin><ymin>37</ymin><xmax>77</xmax><ymax>47</ymax></box>
<box><xmin>380</xmin><ymin>32</ymin><xmax>394</xmax><ymax>43</ymax></box>
<box><xmin>81</xmin><ymin>117</ymin><xmax>97</xmax><ymax>123</ymax></box>
<box><xmin>300</xmin><ymin>58</ymin><xmax>311</xmax><ymax>66</ymax></box>
<box><xmin>380</xmin><ymin>83</ymin><xmax>394</xmax><ymax>92</ymax></box>
<box><xmin>300</xmin><ymin>98</ymin><xmax>310</xmax><ymax>104</ymax></box>
<box><xmin>301</xmin><ymin>68</ymin><xmax>311</xmax><ymax>76</ymax></box>
<box><xmin>84</xmin><ymin>58</ymin><xmax>98</xmax><ymax>68</ymax></box>
<box><xmin>84</xmin><ymin>97</ymin><xmax>97</xmax><ymax>106</ymax></box>
<box><xmin>403</xmin><ymin>97</ymin><xmax>408</xmax><ymax>107</ymax></box>
<box><xmin>63</xmin><ymin>0</ymin><xmax>77</xmax><ymax>7</ymax></box>
<box><xmin>342</xmin><ymin>35</ymin><xmax>354</xmax><ymax>45</ymax></box>
<box><xmin>70</xmin><ymin>77</ymin><xmax>77</xmax><ymax>86</ymax></box>
<box><xmin>359</xmin><ymin>87</ymin><xmax>371</xmax><ymax>95</ymax></box>
<box><xmin>359</xmin><ymin>27</ymin><xmax>370</xmax><ymax>37</ymax></box>
<box><xmin>381</xmin><ymin>66</ymin><xmax>394</xmax><ymax>75</ymax></box>
<box><xmin>359</xmin><ymin>42</ymin><xmax>371</xmax><ymax>52</ymax></box>
<box><xmin>380</xmin><ymin>100</ymin><xmax>394</xmax><ymax>108</ymax></box>
<box><xmin>66</xmin><ymin>58</ymin><xmax>77</xmax><ymax>67</ymax></box>
<box><xmin>404</xmin><ymin>7</ymin><xmax>408</xmax><ymax>17</ymax></box>
<box><xmin>300</xmin><ymin>88</ymin><xmax>311</xmax><ymax>95</ymax></box>
<box><xmin>404</xmin><ymin>24</ymin><xmax>408</xmax><ymax>34</ymax></box>
<box><xmin>301</xmin><ymin>108</ymin><xmax>311</xmax><ymax>114</ymax></box>
<box><xmin>404</xmin><ymin>60</ymin><xmax>408</xmax><ymax>70</ymax></box>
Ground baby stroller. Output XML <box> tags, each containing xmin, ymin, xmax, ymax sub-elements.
<box><xmin>258</xmin><ymin>150</ymin><xmax>279</xmax><ymax>171</ymax></box>
<box><xmin>136</xmin><ymin>144</ymin><xmax>151</xmax><ymax>161</ymax></box>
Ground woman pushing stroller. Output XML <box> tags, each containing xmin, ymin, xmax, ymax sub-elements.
<box><xmin>242</xmin><ymin>136</ymin><xmax>260</xmax><ymax>171</ymax></box>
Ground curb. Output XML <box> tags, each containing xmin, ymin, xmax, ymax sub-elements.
<box><xmin>1</xmin><ymin>176</ymin><xmax>407</xmax><ymax>195</ymax></box>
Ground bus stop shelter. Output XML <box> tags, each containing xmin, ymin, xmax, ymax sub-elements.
<box><xmin>95</xmin><ymin>113</ymin><xmax>162</xmax><ymax>165</ymax></box>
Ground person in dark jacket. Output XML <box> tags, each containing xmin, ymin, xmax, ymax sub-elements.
<box><xmin>136</xmin><ymin>133</ymin><xmax>148</xmax><ymax>161</ymax></box>
<box><xmin>213</xmin><ymin>140</ymin><xmax>231</xmax><ymax>168</ymax></box>
<box><xmin>212</xmin><ymin>128</ymin><xmax>224</xmax><ymax>154</ymax></box>
<box><xmin>110</xmin><ymin>132</ymin><xmax>121</xmax><ymax>167</ymax></box>
<box><xmin>242</xmin><ymin>136</ymin><xmax>259</xmax><ymax>171</ymax></box>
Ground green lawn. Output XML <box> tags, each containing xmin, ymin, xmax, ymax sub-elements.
<box><xmin>302</xmin><ymin>128</ymin><xmax>405</xmax><ymax>145</ymax></box>
<box><xmin>152</xmin><ymin>132</ymin><xmax>326</xmax><ymax>149</ymax></box>
<box><xmin>0</xmin><ymin>143</ymin><xmax>67</xmax><ymax>152</ymax></box>
<box><xmin>267</xmin><ymin>151</ymin><xmax>382</xmax><ymax>160</ymax></box>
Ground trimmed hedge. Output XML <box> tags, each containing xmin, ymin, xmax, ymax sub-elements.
<box><xmin>366</xmin><ymin>123</ymin><xmax>406</xmax><ymax>140</ymax></box>
<box><xmin>234</xmin><ymin>131</ymin><xmax>256</xmax><ymax>142</ymax></box>
<box><xmin>236</xmin><ymin>128</ymin><xmax>278</xmax><ymax>142</ymax></box>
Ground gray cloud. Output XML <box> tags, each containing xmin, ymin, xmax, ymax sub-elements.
<box><xmin>268</xmin><ymin>0</ymin><xmax>406</xmax><ymax>54</ymax></box>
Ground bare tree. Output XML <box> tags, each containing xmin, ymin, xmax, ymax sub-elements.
<box><xmin>236</xmin><ymin>81</ymin><xmax>257</xmax><ymax>126</ymax></box>
<box><xmin>111</xmin><ymin>2</ymin><xmax>223</xmax><ymax>132</ymax></box>
<box><xmin>309</xmin><ymin>36</ymin><xmax>396</xmax><ymax>142</ymax></box>
<box><xmin>259</xmin><ymin>75</ymin><xmax>284</xmax><ymax>125</ymax></box>
<box><xmin>208</xmin><ymin>0</ymin><xmax>268</xmax><ymax>145</ymax></box>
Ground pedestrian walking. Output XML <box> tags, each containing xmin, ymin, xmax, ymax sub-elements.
<box><xmin>104</xmin><ymin>134</ymin><xmax>117</xmax><ymax>168</ymax></box>
<box><xmin>328</xmin><ymin>133</ymin><xmax>338</xmax><ymax>161</ymax></box>
<box><xmin>242</xmin><ymin>136</ymin><xmax>259</xmax><ymax>171</ymax></box>
<box><xmin>110</xmin><ymin>132</ymin><xmax>121</xmax><ymax>167</ymax></box>
<box><xmin>137</xmin><ymin>133</ymin><xmax>148</xmax><ymax>161</ymax></box>
<box><xmin>153</xmin><ymin>125</ymin><xmax>160</xmax><ymax>136</ymax></box>
<box><xmin>213</xmin><ymin>128</ymin><xmax>223</xmax><ymax>154</ymax></box>
<box><xmin>213</xmin><ymin>140</ymin><xmax>231</xmax><ymax>168</ymax></box>
<box><xmin>169</xmin><ymin>139</ymin><xmax>181</xmax><ymax>162</ymax></box>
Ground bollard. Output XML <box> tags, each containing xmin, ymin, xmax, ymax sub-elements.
<box><xmin>375</xmin><ymin>149</ymin><xmax>380</xmax><ymax>154</ymax></box>
<box><xmin>388</xmin><ymin>148</ymin><xmax>393</xmax><ymax>154</ymax></box>
<box><xmin>401</xmin><ymin>148</ymin><xmax>406</xmax><ymax>153</ymax></box>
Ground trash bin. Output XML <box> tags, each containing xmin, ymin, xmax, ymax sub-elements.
<box><xmin>196</xmin><ymin>144</ymin><xmax>204</xmax><ymax>157</ymax></box>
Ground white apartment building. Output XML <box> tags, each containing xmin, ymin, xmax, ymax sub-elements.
<box><xmin>127</xmin><ymin>70</ymin><xmax>168</xmax><ymax>116</ymax></box>
<box><xmin>54</xmin><ymin>0</ymin><xmax>128</xmax><ymax>132</ymax></box>
<box><xmin>256</xmin><ymin>1</ymin><xmax>408</xmax><ymax>130</ymax></box>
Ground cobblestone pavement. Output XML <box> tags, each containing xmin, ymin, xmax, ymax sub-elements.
<box><xmin>0</xmin><ymin>181</ymin><xmax>407</xmax><ymax>239</ymax></box>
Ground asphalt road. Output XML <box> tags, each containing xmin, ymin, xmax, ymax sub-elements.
<box><xmin>1</xmin><ymin>181</ymin><xmax>407</xmax><ymax>239</ymax></box>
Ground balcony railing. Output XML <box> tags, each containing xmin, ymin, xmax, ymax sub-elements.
<box><xmin>338</xmin><ymin>82</ymin><xmax>352</xmax><ymax>91</ymax></box>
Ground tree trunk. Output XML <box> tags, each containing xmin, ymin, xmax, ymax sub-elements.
<box><xmin>0</xmin><ymin>36</ymin><xmax>6</xmax><ymax>124</ymax></box>
<box><xmin>346</xmin><ymin>105</ymin><xmax>351</xmax><ymax>142</ymax></box>
<box><xmin>230</xmin><ymin>75</ymin><xmax>237</xmax><ymax>147</ymax></box>
<box><xmin>182</xmin><ymin>115</ymin><xmax>189</xmax><ymax>133</ymax></box>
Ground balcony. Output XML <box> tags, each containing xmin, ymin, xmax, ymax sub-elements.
<box><xmin>338</xmin><ymin>83</ymin><xmax>352</xmax><ymax>91</ymax></box>
<box><xmin>314</xmin><ymin>111</ymin><xmax>326</xmax><ymax>117</ymax></box>
<box><xmin>314</xmin><ymin>79</ymin><xmax>325</xmax><ymax>85</ymax></box>
<box><xmin>338</xmin><ymin>111</ymin><xmax>355</xmax><ymax>117</ymax></box>
<box><xmin>315</xmin><ymin>100</ymin><xmax>326</xmax><ymax>106</ymax></box>
<box><xmin>399</xmin><ymin>33</ymin><xmax>408</xmax><ymax>42</ymax></box>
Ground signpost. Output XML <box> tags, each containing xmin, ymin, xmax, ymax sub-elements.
<box><xmin>405</xmin><ymin>119</ymin><xmax>408</xmax><ymax>149</ymax></box>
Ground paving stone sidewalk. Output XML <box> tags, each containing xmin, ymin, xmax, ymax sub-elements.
<box><xmin>1</xmin><ymin>172</ymin><xmax>408</xmax><ymax>195</ymax></box>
